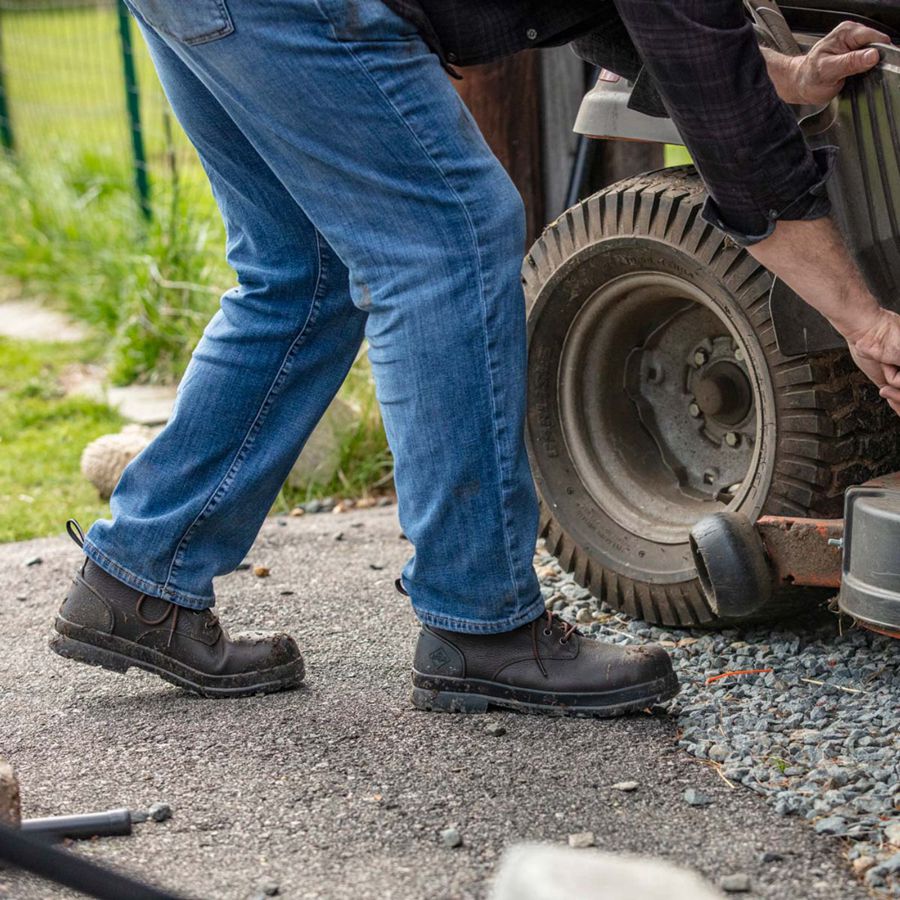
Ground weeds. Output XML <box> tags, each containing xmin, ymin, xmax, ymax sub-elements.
<box><xmin>0</xmin><ymin>149</ymin><xmax>230</xmax><ymax>384</ymax></box>
<box><xmin>0</xmin><ymin>337</ymin><xmax>123</xmax><ymax>542</ymax></box>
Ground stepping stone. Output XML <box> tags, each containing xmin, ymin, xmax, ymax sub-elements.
<box><xmin>0</xmin><ymin>299</ymin><xmax>89</xmax><ymax>344</ymax></box>
<box><xmin>491</xmin><ymin>844</ymin><xmax>724</xmax><ymax>899</ymax></box>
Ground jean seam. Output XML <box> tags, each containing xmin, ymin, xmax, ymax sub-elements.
<box><xmin>414</xmin><ymin>593</ymin><xmax>545</xmax><ymax>634</ymax></box>
<box><xmin>81</xmin><ymin>538</ymin><xmax>213</xmax><ymax>609</ymax></box>
<box><xmin>160</xmin><ymin>229</ymin><xmax>329</xmax><ymax>595</ymax></box>
<box><xmin>311</xmin><ymin>8</ymin><xmax>525</xmax><ymax>615</ymax></box>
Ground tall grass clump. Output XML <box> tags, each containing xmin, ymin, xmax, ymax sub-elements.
<box><xmin>0</xmin><ymin>143</ymin><xmax>230</xmax><ymax>383</ymax></box>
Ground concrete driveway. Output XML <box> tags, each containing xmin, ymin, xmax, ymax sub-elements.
<box><xmin>0</xmin><ymin>508</ymin><xmax>869</xmax><ymax>899</ymax></box>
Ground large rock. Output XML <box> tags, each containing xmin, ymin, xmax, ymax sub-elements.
<box><xmin>81</xmin><ymin>424</ymin><xmax>157</xmax><ymax>500</ymax></box>
<box><xmin>287</xmin><ymin>397</ymin><xmax>358</xmax><ymax>488</ymax></box>
<box><xmin>0</xmin><ymin>759</ymin><xmax>21</xmax><ymax>826</ymax></box>
<box><xmin>490</xmin><ymin>844</ymin><xmax>724</xmax><ymax>900</ymax></box>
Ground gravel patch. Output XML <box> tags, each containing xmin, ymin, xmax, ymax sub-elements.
<box><xmin>536</xmin><ymin>545</ymin><xmax>900</xmax><ymax>897</ymax></box>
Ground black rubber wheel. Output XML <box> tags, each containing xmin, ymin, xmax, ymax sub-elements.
<box><xmin>689</xmin><ymin>512</ymin><xmax>772</xmax><ymax>619</ymax></box>
<box><xmin>524</xmin><ymin>167</ymin><xmax>900</xmax><ymax>627</ymax></box>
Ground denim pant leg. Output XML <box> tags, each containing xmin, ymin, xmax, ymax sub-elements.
<box><xmin>93</xmin><ymin>0</ymin><xmax>543</xmax><ymax>632</ymax></box>
<box><xmin>84</xmin><ymin>28</ymin><xmax>368</xmax><ymax>609</ymax></box>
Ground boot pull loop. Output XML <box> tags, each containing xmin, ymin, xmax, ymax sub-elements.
<box><xmin>66</xmin><ymin>519</ymin><xmax>85</xmax><ymax>549</ymax></box>
<box><xmin>394</xmin><ymin>577</ymin><xmax>409</xmax><ymax>597</ymax></box>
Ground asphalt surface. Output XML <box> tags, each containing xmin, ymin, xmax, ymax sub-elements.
<box><xmin>0</xmin><ymin>509</ymin><xmax>871</xmax><ymax>900</ymax></box>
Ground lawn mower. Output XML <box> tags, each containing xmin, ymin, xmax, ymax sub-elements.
<box><xmin>524</xmin><ymin>0</ymin><xmax>900</xmax><ymax>634</ymax></box>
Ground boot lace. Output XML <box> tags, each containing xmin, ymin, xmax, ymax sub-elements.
<box><xmin>531</xmin><ymin>610</ymin><xmax>578</xmax><ymax>678</ymax></box>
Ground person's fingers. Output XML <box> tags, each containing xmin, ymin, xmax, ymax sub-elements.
<box><xmin>878</xmin><ymin>384</ymin><xmax>900</xmax><ymax>405</ymax></box>
<box><xmin>819</xmin><ymin>47</ymin><xmax>882</xmax><ymax>81</ymax></box>
<box><xmin>828</xmin><ymin>22</ymin><xmax>890</xmax><ymax>51</ymax></box>
<box><xmin>824</xmin><ymin>21</ymin><xmax>891</xmax><ymax>50</ymax></box>
<box><xmin>882</xmin><ymin>363</ymin><xmax>900</xmax><ymax>389</ymax></box>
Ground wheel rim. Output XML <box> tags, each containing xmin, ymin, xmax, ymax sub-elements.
<box><xmin>558</xmin><ymin>271</ymin><xmax>764</xmax><ymax>545</ymax></box>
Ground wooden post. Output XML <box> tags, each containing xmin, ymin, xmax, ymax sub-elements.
<box><xmin>453</xmin><ymin>53</ymin><xmax>545</xmax><ymax>245</ymax></box>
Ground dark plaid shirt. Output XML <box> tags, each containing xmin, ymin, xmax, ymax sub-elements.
<box><xmin>382</xmin><ymin>0</ymin><xmax>833</xmax><ymax>245</ymax></box>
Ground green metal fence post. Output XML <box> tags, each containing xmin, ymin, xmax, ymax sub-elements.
<box><xmin>117</xmin><ymin>0</ymin><xmax>151</xmax><ymax>219</ymax></box>
<box><xmin>0</xmin><ymin>9</ymin><xmax>15</xmax><ymax>154</ymax></box>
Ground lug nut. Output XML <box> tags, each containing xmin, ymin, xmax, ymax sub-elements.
<box><xmin>703</xmin><ymin>470</ymin><xmax>716</xmax><ymax>485</ymax></box>
<box><xmin>693</xmin><ymin>349</ymin><xmax>709</xmax><ymax>367</ymax></box>
<box><xmin>688</xmin><ymin>402</ymin><xmax>702</xmax><ymax>418</ymax></box>
<box><xmin>725</xmin><ymin>431</ymin><xmax>741</xmax><ymax>447</ymax></box>
<box><xmin>734</xmin><ymin>347</ymin><xmax>745</xmax><ymax>362</ymax></box>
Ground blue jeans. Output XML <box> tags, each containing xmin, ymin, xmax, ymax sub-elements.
<box><xmin>84</xmin><ymin>0</ymin><xmax>543</xmax><ymax>634</ymax></box>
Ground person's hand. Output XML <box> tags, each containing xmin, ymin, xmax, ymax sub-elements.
<box><xmin>845</xmin><ymin>308</ymin><xmax>900</xmax><ymax>416</ymax></box>
<box><xmin>792</xmin><ymin>22</ymin><xmax>890</xmax><ymax>106</ymax></box>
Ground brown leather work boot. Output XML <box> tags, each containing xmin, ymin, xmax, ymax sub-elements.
<box><xmin>50</xmin><ymin>523</ymin><xmax>303</xmax><ymax>698</ymax></box>
<box><xmin>411</xmin><ymin>610</ymin><xmax>678</xmax><ymax>717</ymax></box>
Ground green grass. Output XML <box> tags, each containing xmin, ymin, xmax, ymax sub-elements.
<box><xmin>0</xmin><ymin>336</ymin><xmax>123</xmax><ymax>543</ymax></box>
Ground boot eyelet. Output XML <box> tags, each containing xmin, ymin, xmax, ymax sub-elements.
<box><xmin>559</xmin><ymin>638</ymin><xmax>568</xmax><ymax>645</ymax></box>
<box><xmin>543</xmin><ymin>628</ymin><xmax>552</xmax><ymax>636</ymax></box>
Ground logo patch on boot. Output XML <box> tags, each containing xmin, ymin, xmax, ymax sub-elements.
<box><xmin>429</xmin><ymin>647</ymin><xmax>451</xmax><ymax>671</ymax></box>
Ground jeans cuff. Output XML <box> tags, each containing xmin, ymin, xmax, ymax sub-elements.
<box><xmin>701</xmin><ymin>145</ymin><xmax>838</xmax><ymax>247</ymax></box>
<box><xmin>81</xmin><ymin>537</ymin><xmax>216</xmax><ymax>611</ymax></box>
<box><xmin>412</xmin><ymin>592</ymin><xmax>546</xmax><ymax>635</ymax></box>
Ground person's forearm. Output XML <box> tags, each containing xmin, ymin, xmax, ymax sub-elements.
<box><xmin>746</xmin><ymin>216</ymin><xmax>880</xmax><ymax>341</ymax></box>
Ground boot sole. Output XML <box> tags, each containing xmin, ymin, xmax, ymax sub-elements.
<box><xmin>410</xmin><ymin>670</ymin><xmax>679</xmax><ymax>718</ymax></box>
<box><xmin>50</xmin><ymin>619</ymin><xmax>304</xmax><ymax>699</ymax></box>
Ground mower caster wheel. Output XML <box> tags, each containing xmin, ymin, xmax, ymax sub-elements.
<box><xmin>689</xmin><ymin>512</ymin><xmax>772</xmax><ymax>621</ymax></box>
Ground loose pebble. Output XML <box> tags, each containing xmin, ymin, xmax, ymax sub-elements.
<box><xmin>24</xmin><ymin>556</ymin><xmax>42</xmax><ymax>567</ymax></box>
<box><xmin>258</xmin><ymin>878</ymin><xmax>279</xmax><ymax>896</ymax></box>
<box><xmin>683</xmin><ymin>789</ymin><xmax>713</xmax><ymax>807</ymax></box>
<box><xmin>484</xmin><ymin>722</ymin><xmax>506</xmax><ymax>737</ymax></box>
<box><xmin>290</xmin><ymin>507</ymin><xmax>304</xmax><ymax>517</ymax></box>
<box><xmin>611</xmin><ymin>781</ymin><xmax>639</xmax><ymax>792</ymax></box>
<box><xmin>814</xmin><ymin>815</ymin><xmax>846</xmax><ymax>835</ymax></box>
<box><xmin>720</xmin><ymin>873</ymin><xmax>751</xmax><ymax>893</ymax></box>
<box><xmin>567</xmin><ymin>831</ymin><xmax>595</xmax><ymax>849</ymax></box>
<box><xmin>252</xmin><ymin>566</ymin><xmax>270</xmax><ymax>578</ymax></box>
<box><xmin>440</xmin><ymin>827</ymin><xmax>462</xmax><ymax>849</ymax></box>
<box><xmin>148</xmin><ymin>802</ymin><xmax>172</xmax><ymax>823</ymax></box>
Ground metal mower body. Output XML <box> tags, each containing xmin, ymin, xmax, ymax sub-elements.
<box><xmin>524</xmin><ymin>0</ymin><xmax>900</xmax><ymax>630</ymax></box>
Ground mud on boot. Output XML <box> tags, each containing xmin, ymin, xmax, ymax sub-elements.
<box><xmin>49</xmin><ymin>521</ymin><xmax>304</xmax><ymax>698</ymax></box>
<box><xmin>411</xmin><ymin>610</ymin><xmax>678</xmax><ymax>717</ymax></box>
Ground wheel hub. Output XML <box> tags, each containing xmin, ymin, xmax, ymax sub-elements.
<box><xmin>628</xmin><ymin>315</ymin><xmax>757</xmax><ymax>502</ymax></box>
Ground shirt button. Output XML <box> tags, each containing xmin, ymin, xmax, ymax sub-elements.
<box><xmin>526</xmin><ymin>27</ymin><xmax>538</xmax><ymax>40</ymax></box>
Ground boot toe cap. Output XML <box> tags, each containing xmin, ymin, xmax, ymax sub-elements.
<box><xmin>622</xmin><ymin>641</ymin><xmax>676</xmax><ymax>684</ymax></box>
<box><xmin>232</xmin><ymin>631</ymin><xmax>303</xmax><ymax>669</ymax></box>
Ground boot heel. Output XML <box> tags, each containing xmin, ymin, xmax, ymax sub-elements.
<box><xmin>49</xmin><ymin>634</ymin><xmax>132</xmax><ymax>675</ymax></box>
<box><xmin>411</xmin><ymin>687</ymin><xmax>489</xmax><ymax>714</ymax></box>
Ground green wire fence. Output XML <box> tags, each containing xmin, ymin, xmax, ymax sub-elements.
<box><xmin>0</xmin><ymin>0</ymin><xmax>211</xmax><ymax>220</ymax></box>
